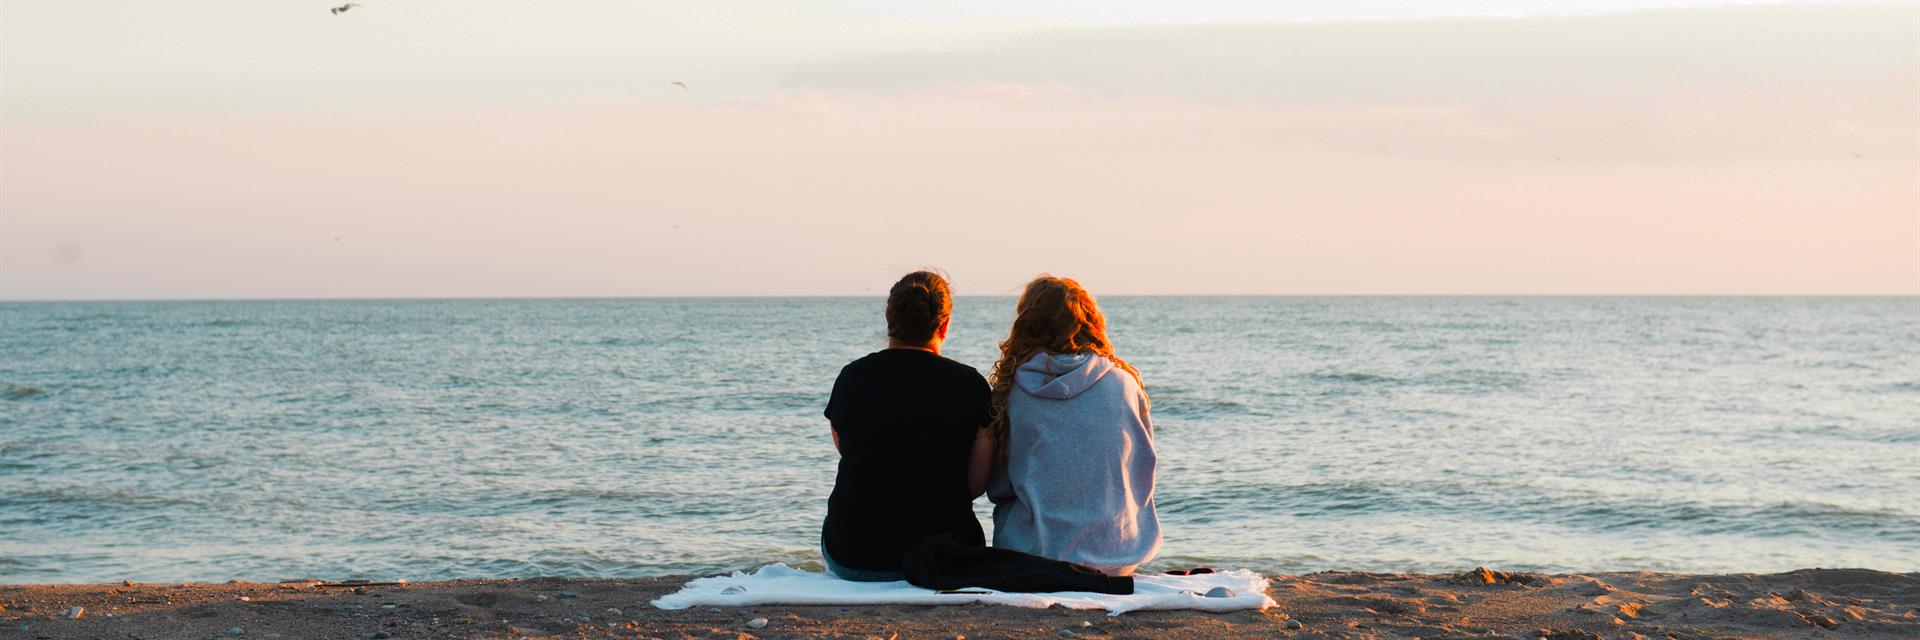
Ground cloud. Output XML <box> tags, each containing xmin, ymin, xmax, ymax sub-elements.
<box><xmin>787</xmin><ymin>5</ymin><xmax>1916</xmax><ymax>104</ymax></box>
<box><xmin>778</xmin><ymin>4</ymin><xmax>1918</xmax><ymax>162</ymax></box>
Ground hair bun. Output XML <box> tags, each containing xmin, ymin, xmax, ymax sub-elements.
<box><xmin>885</xmin><ymin>271</ymin><xmax>952</xmax><ymax>343</ymax></box>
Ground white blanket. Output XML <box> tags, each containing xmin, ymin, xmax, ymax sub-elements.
<box><xmin>650</xmin><ymin>564</ymin><xmax>1275</xmax><ymax>615</ymax></box>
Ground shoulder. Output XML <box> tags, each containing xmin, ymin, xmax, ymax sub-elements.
<box><xmin>940</xmin><ymin>357</ymin><xmax>991</xmax><ymax>392</ymax></box>
<box><xmin>1092</xmin><ymin>359</ymin><xmax>1146</xmax><ymax>399</ymax></box>
<box><xmin>834</xmin><ymin>351</ymin><xmax>888</xmax><ymax>378</ymax></box>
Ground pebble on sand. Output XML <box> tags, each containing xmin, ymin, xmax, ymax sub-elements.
<box><xmin>747</xmin><ymin>617</ymin><xmax>769</xmax><ymax>629</ymax></box>
<box><xmin>59</xmin><ymin>606</ymin><xmax>84</xmax><ymax>620</ymax></box>
<box><xmin>226</xmin><ymin>627</ymin><xmax>245</xmax><ymax>636</ymax></box>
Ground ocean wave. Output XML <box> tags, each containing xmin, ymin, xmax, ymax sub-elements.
<box><xmin>590</xmin><ymin>336</ymin><xmax>669</xmax><ymax>347</ymax></box>
<box><xmin>1305</xmin><ymin>369</ymin><xmax>1527</xmax><ymax>391</ymax></box>
<box><xmin>2</xmin><ymin>384</ymin><xmax>46</xmax><ymax>401</ymax></box>
<box><xmin>1311</xmin><ymin>372</ymin><xmax>1398</xmax><ymax>384</ymax></box>
<box><xmin>1161</xmin><ymin>481</ymin><xmax>1405</xmax><ymax>519</ymax></box>
<box><xmin>1323</xmin><ymin>319</ymin><xmax>1405</xmax><ymax>332</ymax></box>
<box><xmin>2</xmin><ymin>484</ymin><xmax>205</xmax><ymax>514</ymax></box>
<box><xmin>1789</xmin><ymin>357</ymin><xmax>1880</xmax><ymax>371</ymax></box>
<box><xmin>365</xmin><ymin>486</ymin><xmax>750</xmax><ymax>520</ymax></box>
<box><xmin>629</xmin><ymin>390</ymin><xmax>825</xmax><ymax>413</ymax></box>
<box><xmin>1152</xmin><ymin>397</ymin><xmax>1257</xmax><ymax>419</ymax></box>
<box><xmin>437</xmin><ymin>373</ymin><xmax>493</xmax><ymax>389</ymax></box>
<box><xmin>1161</xmin><ymin>480</ymin><xmax>1920</xmax><ymax>543</ymax></box>
<box><xmin>1463</xmin><ymin>485</ymin><xmax>1920</xmax><ymax>541</ymax></box>
<box><xmin>1423</xmin><ymin>369</ymin><xmax>1529</xmax><ymax>391</ymax></box>
<box><xmin>1755</xmin><ymin>422</ymin><xmax>1920</xmax><ymax>445</ymax></box>
<box><xmin>1559</xmin><ymin>497</ymin><xmax>1920</xmax><ymax>542</ymax></box>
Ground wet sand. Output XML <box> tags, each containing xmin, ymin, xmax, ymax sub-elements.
<box><xmin>3</xmin><ymin>567</ymin><xmax>1914</xmax><ymax>639</ymax></box>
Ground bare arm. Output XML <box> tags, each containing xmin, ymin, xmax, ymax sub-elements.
<box><xmin>831</xmin><ymin>427</ymin><xmax>841</xmax><ymax>454</ymax></box>
<box><xmin>966</xmin><ymin>427</ymin><xmax>992</xmax><ymax>498</ymax></box>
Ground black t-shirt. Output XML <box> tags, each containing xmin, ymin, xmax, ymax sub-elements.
<box><xmin>822</xmin><ymin>348</ymin><xmax>989</xmax><ymax>571</ymax></box>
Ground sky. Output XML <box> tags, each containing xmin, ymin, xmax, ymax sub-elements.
<box><xmin>1</xmin><ymin>0</ymin><xmax>1915</xmax><ymax>299</ymax></box>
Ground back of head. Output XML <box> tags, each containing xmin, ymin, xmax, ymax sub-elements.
<box><xmin>987</xmin><ymin>275</ymin><xmax>1144</xmax><ymax>461</ymax></box>
<box><xmin>885</xmin><ymin>270</ymin><xmax>952</xmax><ymax>344</ymax></box>
<box><xmin>1008</xmin><ymin>276</ymin><xmax>1109</xmax><ymax>355</ymax></box>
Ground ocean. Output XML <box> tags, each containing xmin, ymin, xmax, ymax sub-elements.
<box><xmin>1</xmin><ymin>297</ymin><xmax>1915</xmax><ymax>584</ymax></box>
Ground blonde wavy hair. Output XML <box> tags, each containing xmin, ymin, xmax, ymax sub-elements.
<box><xmin>987</xmin><ymin>275</ymin><xmax>1145</xmax><ymax>463</ymax></box>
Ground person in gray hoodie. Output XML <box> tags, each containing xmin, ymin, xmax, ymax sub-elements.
<box><xmin>985</xmin><ymin>276</ymin><xmax>1160</xmax><ymax>576</ymax></box>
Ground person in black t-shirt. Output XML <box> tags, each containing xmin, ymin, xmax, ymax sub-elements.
<box><xmin>821</xmin><ymin>270</ymin><xmax>994</xmax><ymax>581</ymax></box>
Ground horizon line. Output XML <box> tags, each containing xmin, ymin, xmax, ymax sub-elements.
<box><xmin>3</xmin><ymin>293</ymin><xmax>1916</xmax><ymax>304</ymax></box>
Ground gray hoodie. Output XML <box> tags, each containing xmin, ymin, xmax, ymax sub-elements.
<box><xmin>987</xmin><ymin>352</ymin><xmax>1161</xmax><ymax>576</ymax></box>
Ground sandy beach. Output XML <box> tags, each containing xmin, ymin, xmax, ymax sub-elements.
<box><xmin>3</xmin><ymin>567</ymin><xmax>1913</xmax><ymax>639</ymax></box>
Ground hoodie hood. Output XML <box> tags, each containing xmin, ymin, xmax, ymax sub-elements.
<box><xmin>1014</xmin><ymin>352</ymin><xmax>1116</xmax><ymax>400</ymax></box>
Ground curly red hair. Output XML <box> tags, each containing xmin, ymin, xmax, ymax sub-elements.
<box><xmin>986</xmin><ymin>275</ymin><xmax>1145</xmax><ymax>462</ymax></box>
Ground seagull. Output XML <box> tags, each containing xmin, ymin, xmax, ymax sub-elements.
<box><xmin>671</xmin><ymin>81</ymin><xmax>688</xmax><ymax>90</ymax></box>
<box><xmin>330</xmin><ymin>3</ymin><xmax>361</xmax><ymax>15</ymax></box>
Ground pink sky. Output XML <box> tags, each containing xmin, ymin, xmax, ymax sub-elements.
<box><xmin>2</xmin><ymin>3</ymin><xmax>1915</xmax><ymax>298</ymax></box>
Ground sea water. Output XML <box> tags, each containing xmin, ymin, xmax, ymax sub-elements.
<box><xmin>1</xmin><ymin>297</ymin><xmax>1915</xmax><ymax>583</ymax></box>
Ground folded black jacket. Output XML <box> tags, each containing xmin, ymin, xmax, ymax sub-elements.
<box><xmin>902</xmin><ymin>532</ymin><xmax>1134</xmax><ymax>595</ymax></box>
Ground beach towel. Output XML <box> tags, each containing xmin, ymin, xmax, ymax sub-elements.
<box><xmin>650</xmin><ymin>564</ymin><xmax>1275</xmax><ymax>615</ymax></box>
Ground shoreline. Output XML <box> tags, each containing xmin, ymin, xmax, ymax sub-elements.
<box><xmin>3</xmin><ymin>568</ymin><xmax>1914</xmax><ymax>639</ymax></box>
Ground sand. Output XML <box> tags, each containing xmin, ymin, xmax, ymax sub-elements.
<box><xmin>2</xmin><ymin>567</ymin><xmax>1914</xmax><ymax>639</ymax></box>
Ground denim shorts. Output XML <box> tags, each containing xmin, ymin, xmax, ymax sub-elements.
<box><xmin>819</xmin><ymin>539</ymin><xmax>906</xmax><ymax>582</ymax></box>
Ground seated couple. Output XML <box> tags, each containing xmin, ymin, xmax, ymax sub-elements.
<box><xmin>821</xmin><ymin>271</ymin><xmax>1159</xmax><ymax>584</ymax></box>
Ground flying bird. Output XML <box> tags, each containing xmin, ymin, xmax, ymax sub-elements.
<box><xmin>671</xmin><ymin>81</ymin><xmax>688</xmax><ymax>90</ymax></box>
<box><xmin>330</xmin><ymin>3</ymin><xmax>361</xmax><ymax>15</ymax></box>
